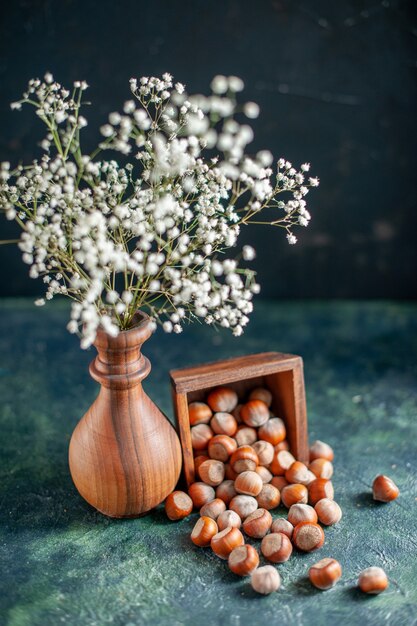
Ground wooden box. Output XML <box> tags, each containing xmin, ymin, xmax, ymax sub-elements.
<box><xmin>170</xmin><ymin>351</ymin><xmax>308</xmax><ymax>487</ymax></box>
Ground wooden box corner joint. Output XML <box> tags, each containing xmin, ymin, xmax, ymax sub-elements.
<box><xmin>170</xmin><ymin>352</ymin><xmax>309</xmax><ymax>487</ymax></box>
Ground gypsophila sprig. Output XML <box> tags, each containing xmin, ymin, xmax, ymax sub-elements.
<box><xmin>0</xmin><ymin>72</ymin><xmax>319</xmax><ymax>347</ymax></box>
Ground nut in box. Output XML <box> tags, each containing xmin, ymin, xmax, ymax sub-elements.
<box><xmin>170</xmin><ymin>352</ymin><xmax>308</xmax><ymax>486</ymax></box>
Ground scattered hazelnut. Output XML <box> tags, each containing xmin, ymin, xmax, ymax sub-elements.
<box><xmin>287</xmin><ymin>503</ymin><xmax>318</xmax><ymax>526</ymax></box>
<box><xmin>309</xmin><ymin>458</ymin><xmax>334</xmax><ymax>479</ymax></box>
<box><xmin>269</xmin><ymin>450</ymin><xmax>295</xmax><ymax>476</ymax></box>
<box><xmin>256</xmin><ymin>483</ymin><xmax>281</xmax><ymax>510</ymax></box>
<box><xmin>258</xmin><ymin>417</ymin><xmax>286</xmax><ymax>445</ymax></box>
<box><xmin>309</xmin><ymin>558</ymin><xmax>342</xmax><ymax>590</ymax></box>
<box><xmin>198</xmin><ymin>459</ymin><xmax>225</xmax><ymax>486</ymax></box>
<box><xmin>199</xmin><ymin>498</ymin><xmax>226</xmax><ymax>520</ymax></box>
<box><xmin>315</xmin><ymin>498</ymin><xmax>342</xmax><ymax>525</ymax></box>
<box><xmin>372</xmin><ymin>475</ymin><xmax>399</xmax><ymax>503</ymax></box>
<box><xmin>281</xmin><ymin>483</ymin><xmax>308</xmax><ymax>508</ymax></box>
<box><xmin>191</xmin><ymin>516</ymin><xmax>218</xmax><ymax>547</ymax></box>
<box><xmin>243</xmin><ymin>508</ymin><xmax>273</xmax><ymax>538</ymax></box>
<box><xmin>251</xmin><ymin>565</ymin><xmax>281</xmax><ymax>594</ymax></box>
<box><xmin>270</xmin><ymin>518</ymin><xmax>294</xmax><ymax>539</ymax></box>
<box><xmin>215</xmin><ymin>479</ymin><xmax>237</xmax><ymax>505</ymax></box>
<box><xmin>217</xmin><ymin>509</ymin><xmax>242</xmax><ymax>531</ymax></box>
<box><xmin>261</xmin><ymin>532</ymin><xmax>293</xmax><ymax>563</ymax></box>
<box><xmin>210</xmin><ymin>412</ymin><xmax>238</xmax><ymax>437</ymax></box>
<box><xmin>208</xmin><ymin>434</ymin><xmax>237</xmax><ymax>461</ymax></box>
<box><xmin>358</xmin><ymin>567</ymin><xmax>388</xmax><ymax>594</ymax></box>
<box><xmin>211</xmin><ymin>526</ymin><xmax>244</xmax><ymax>559</ymax></box>
<box><xmin>292</xmin><ymin>522</ymin><xmax>325</xmax><ymax>552</ymax></box>
<box><xmin>228</xmin><ymin>544</ymin><xmax>260</xmax><ymax>576</ymax></box>
<box><xmin>207</xmin><ymin>386</ymin><xmax>238</xmax><ymax>413</ymax></box>
<box><xmin>234</xmin><ymin>425</ymin><xmax>258</xmax><ymax>447</ymax></box>
<box><xmin>188</xmin><ymin>482</ymin><xmax>215</xmax><ymax>509</ymax></box>
<box><xmin>285</xmin><ymin>461</ymin><xmax>315</xmax><ymax>485</ymax></box>
<box><xmin>249</xmin><ymin>387</ymin><xmax>273</xmax><ymax>407</ymax></box>
<box><xmin>252</xmin><ymin>440</ymin><xmax>275</xmax><ymax>466</ymax></box>
<box><xmin>235</xmin><ymin>470</ymin><xmax>263</xmax><ymax>496</ymax></box>
<box><xmin>255</xmin><ymin>466</ymin><xmax>273</xmax><ymax>484</ymax></box>
<box><xmin>188</xmin><ymin>401</ymin><xmax>212</xmax><ymax>426</ymax></box>
<box><xmin>165</xmin><ymin>491</ymin><xmax>193</xmax><ymax>521</ymax></box>
<box><xmin>230</xmin><ymin>445</ymin><xmax>259</xmax><ymax>474</ymax></box>
<box><xmin>229</xmin><ymin>495</ymin><xmax>259</xmax><ymax>520</ymax></box>
<box><xmin>309</xmin><ymin>440</ymin><xmax>334</xmax><ymax>462</ymax></box>
<box><xmin>240</xmin><ymin>400</ymin><xmax>270</xmax><ymax>427</ymax></box>
<box><xmin>308</xmin><ymin>479</ymin><xmax>334</xmax><ymax>506</ymax></box>
<box><xmin>191</xmin><ymin>424</ymin><xmax>214</xmax><ymax>450</ymax></box>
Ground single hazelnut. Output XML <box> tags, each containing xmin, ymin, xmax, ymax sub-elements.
<box><xmin>198</xmin><ymin>459</ymin><xmax>225</xmax><ymax>486</ymax></box>
<box><xmin>199</xmin><ymin>498</ymin><xmax>226</xmax><ymax>520</ymax></box>
<box><xmin>252</xmin><ymin>440</ymin><xmax>275</xmax><ymax>466</ymax></box>
<box><xmin>308</xmin><ymin>479</ymin><xmax>334</xmax><ymax>506</ymax></box>
<box><xmin>188</xmin><ymin>401</ymin><xmax>212</xmax><ymax>426</ymax></box>
<box><xmin>232</xmin><ymin>403</ymin><xmax>243</xmax><ymax>423</ymax></box>
<box><xmin>207</xmin><ymin>386</ymin><xmax>238</xmax><ymax>413</ymax></box>
<box><xmin>228</xmin><ymin>544</ymin><xmax>260</xmax><ymax>576</ymax></box>
<box><xmin>309</xmin><ymin>440</ymin><xmax>334</xmax><ymax>462</ymax></box>
<box><xmin>191</xmin><ymin>424</ymin><xmax>214</xmax><ymax>451</ymax></box>
<box><xmin>309</xmin><ymin>558</ymin><xmax>342</xmax><ymax>590</ymax></box>
<box><xmin>165</xmin><ymin>491</ymin><xmax>193</xmax><ymax>521</ymax></box>
<box><xmin>269</xmin><ymin>450</ymin><xmax>295</xmax><ymax>476</ymax></box>
<box><xmin>240</xmin><ymin>400</ymin><xmax>270</xmax><ymax>427</ymax></box>
<box><xmin>194</xmin><ymin>455</ymin><xmax>210</xmax><ymax>478</ymax></box>
<box><xmin>217</xmin><ymin>509</ymin><xmax>242</xmax><ymax>531</ymax></box>
<box><xmin>188</xmin><ymin>482</ymin><xmax>215</xmax><ymax>508</ymax></box>
<box><xmin>230</xmin><ymin>445</ymin><xmax>259</xmax><ymax>474</ymax></box>
<box><xmin>274</xmin><ymin>440</ymin><xmax>290</xmax><ymax>452</ymax></box>
<box><xmin>271</xmin><ymin>476</ymin><xmax>289</xmax><ymax>491</ymax></box>
<box><xmin>208</xmin><ymin>434</ymin><xmax>237</xmax><ymax>462</ymax></box>
<box><xmin>358</xmin><ymin>567</ymin><xmax>388</xmax><ymax>594</ymax></box>
<box><xmin>256</xmin><ymin>483</ymin><xmax>281</xmax><ymax>510</ymax></box>
<box><xmin>191</xmin><ymin>516</ymin><xmax>218</xmax><ymax>547</ymax></box>
<box><xmin>287</xmin><ymin>503</ymin><xmax>318</xmax><ymax>526</ymax></box>
<box><xmin>243</xmin><ymin>508</ymin><xmax>273</xmax><ymax>538</ymax></box>
<box><xmin>292</xmin><ymin>522</ymin><xmax>325</xmax><ymax>552</ymax></box>
<box><xmin>211</xmin><ymin>526</ymin><xmax>244</xmax><ymax>559</ymax></box>
<box><xmin>315</xmin><ymin>498</ymin><xmax>342</xmax><ymax>525</ymax></box>
<box><xmin>281</xmin><ymin>483</ymin><xmax>308</xmax><ymax>508</ymax></box>
<box><xmin>215</xmin><ymin>479</ymin><xmax>237</xmax><ymax>505</ymax></box>
<box><xmin>210</xmin><ymin>412</ymin><xmax>238</xmax><ymax>437</ymax></box>
<box><xmin>270</xmin><ymin>518</ymin><xmax>294</xmax><ymax>539</ymax></box>
<box><xmin>251</xmin><ymin>565</ymin><xmax>281</xmax><ymax>594</ymax></box>
<box><xmin>285</xmin><ymin>461</ymin><xmax>315</xmax><ymax>485</ymax></box>
<box><xmin>261</xmin><ymin>532</ymin><xmax>293</xmax><ymax>563</ymax></box>
<box><xmin>255</xmin><ymin>466</ymin><xmax>273</xmax><ymax>484</ymax></box>
<box><xmin>234</xmin><ymin>425</ymin><xmax>258</xmax><ymax>447</ymax></box>
<box><xmin>309</xmin><ymin>458</ymin><xmax>334</xmax><ymax>479</ymax></box>
<box><xmin>258</xmin><ymin>417</ymin><xmax>286</xmax><ymax>445</ymax></box>
<box><xmin>235</xmin><ymin>470</ymin><xmax>263</xmax><ymax>496</ymax></box>
<box><xmin>372</xmin><ymin>475</ymin><xmax>399</xmax><ymax>502</ymax></box>
<box><xmin>249</xmin><ymin>387</ymin><xmax>273</xmax><ymax>407</ymax></box>
<box><xmin>224</xmin><ymin>463</ymin><xmax>238</xmax><ymax>481</ymax></box>
<box><xmin>229</xmin><ymin>495</ymin><xmax>258</xmax><ymax>520</ymax></box>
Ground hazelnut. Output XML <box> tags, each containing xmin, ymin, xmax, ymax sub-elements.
<box><xmin>232</xmin><ymin>404</ymin><xmax>243</xmax><ymax>423</ymax></box>
<box><xmin>292</xmin><ymin>522</ymin><xmax>325</xmax><ymax>552</ymax></box>
<box><xmin>269</xmin><ymin>450</ymin><xmax>295</xmax><ymax>476</ymax></box>
<box><xmin>285</xmin><ymin>461</ymin><xmax>315</xmax><ymax>485</ymax></box>
<box><xmin>258</xmin><ymin>417</ymin><xmax>286</xmax><ymax>445</ymax></box>
<box><xmin>308</xmin><ymin>479</ymin><xmax>334</xmax><ymax>506</ymax></box>
<box><xmin>229</xmin><ymin>495</ymin><xmax>258</xmax><ymax>520</ymax></box>
<box><xmin>309</xmin><ymin>558</ymin><xmax>342</xmax><ymax>590</ymax></box>
<box><xmin>165</xmin><ymin>491</ymin><xmax>193</xmax><ymax>521</ymax></box>
<box><xmin>251</xmin><ymin>565</ymin><xmax>281</xmax><ymax>594</ymax></box>
<box><xmin>188</xmin><ymin>401</ymin><xmax>212</xmax><ymax>426</ymax></box>
<box><xmin>199</xmin><ymin>498</ymin><xmax>226</xmax><ymax>520</ymax></box>
<box><xmin>309</xmin><ymin>458</ymin><xmax>334</xmax><ymax>479</ymax></box>
<box><xmin>194</xmin><ymin>454</ymin><xmax>210</xmax><ymax>478</ymax></box>
<box><xmin>228</xmin><ymin>544</ymin><xmax>260</xmax><ymax>576</ymax></box>
<box><xmin>281</xmin><ymin>483</ymin><xmax>308</xmax><ymax>508</ymax></box>
<box><xmin>235</xmin><ymin>470</ymin><xmax>263</xmax><ymax>496</ymax></box>
<box><xmin>224</xmin><ymin>462</ymin><xmax>238</xmax><ymax>481</ymax></box>
<box><xmin>234</xmin><ymin>425</ymin><xmax>257</xmax><ymax>447</ymax></box>
<box><xmin>230</xmin><ymin>445</ymin><xmax>259</xmax><ymax>474</ymax></box>
<box><xmin>191</xmin><ymin>516</ymin><xmax>218</xmax><ymax>547</ymax></box>
<box><xmin>243</xmin><ymin>508</ymin><xmax>273</xmax><ymax>538</ymax></box>
<box><xmin>215</xmin><ymin>479</ymin><xmax>237</xmax><ymax>505</ymax></box>
<box><xmin>211</xmin><ymin>526</ymin><xmax>244</xmax><ymax>559</ymax></box>
<box><xmin>270</xmin><ymin>518</ymin><xmax>294</xmax><ymax>539</ymax></box>
<box><xmin>207</xmin><ymin>386</ymin><xmax>238</xmax><ymax>413</ymax></box>
<box><xmin>358</xmin><ymin>567</ymin><xmax>388</xmax><ymax>594</ymax></box>
<box><xmin>255</xmin><ymin>466</ymin><xmax>273</xmax><ymax>484</ymax></box>
<box><xmin>210</xmin><ymin>412</ymin><xmax>238</xmax><ymax>437</ymax></box>
<box><xmin>191</xmin><ymin>424</ymin><xmax>214</xmax><ymax>451</ymax></box>
<box><xmin>271</xmin><ymin>476</ymin><xmax>289</xmax><ymax>491</ymax></box>
<box><xmin>198</xmin><ymin>459</ymin><xmax>225</xmax><ymax>486</ymax></box>
<box><xmin>315</xmin><ymin>498</ymin><xmax>342</xmax><ymax>525</ymax></box>
<box><xmin>274</xmin><ymin>440</ymin><xmax>290</xmax><ymax>452</ymax></box>
<box><xmin>309</xmin><ymin>440</ymin><xmax>334</xmax><ymax>462</ymax></box>
<box><xmin>208</xmin><ymin>434</ymin><xmax>237</xmax><ymax>461</ymax></box>
<box><xmin>256</xmin><ymin>483</ymin><xmax>280</xmax><ymax>510</ymax></box>
<box><xmin>252</xmin><ymin>440</ymin><xmax>275</xmax><ymax>466</ymax></box>
<box><xmin>287</xmin><ymin>503</ymin><xmax>318</xmax><ymax>526</ymax></box>
<box><xmin>217</xmin><ymin>509</ymin><xmax>242</xmax><ymax>531</ymax></box>
<box><xmin>372</xmin><ymin>475</ymin><xmax>399</xmax><ymax>502</ymax></box>
<box><xmin>261</xmin><ymin>532</ymin><xmax>293</xmax><ymax>563</ymax></box>
<box><xmin>188</xmin><ymin>482</ymin><xmax>215</xmax><ymax>509</ymax></box>
<box><xmin>240</xmin><ymin>400</ymin><xmax>270</xmax><ymax>427</ymax></box>
<box><xmin>249</xmin><ymin>387</ymin><xmax>273</xmax><ymax>407</ymax></box>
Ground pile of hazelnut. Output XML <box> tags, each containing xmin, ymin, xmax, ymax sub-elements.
<box><xmin>165</xmin><ymin>385</ymin><xmax>399</xmax><ymax>596</ymax></box>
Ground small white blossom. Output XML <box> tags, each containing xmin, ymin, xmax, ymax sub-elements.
<box><xmin>243</xmin><ymin>102</ymin><xmax>260</xmax><ymax>119</ymax></box>
<box><xmin>242</xmin><ymin>245</ymin><xmax>256</xmax><ymax>261</ymax></box>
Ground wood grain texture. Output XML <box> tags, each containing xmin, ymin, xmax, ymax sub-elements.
<box><xmin>69</xmin><ymin>312</ymin><xmax>182</xmax><ymax>518</ymax></box>
<box><xmin>170</xmin><ymin>352</ymin><xmax>309</xmax><ymax>486</ymax></box>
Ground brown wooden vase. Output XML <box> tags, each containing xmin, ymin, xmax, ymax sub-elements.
<box><xmin>68</xmin><ymin>311</ymin><xmax>182</xmax><ymax>518</ymax></box>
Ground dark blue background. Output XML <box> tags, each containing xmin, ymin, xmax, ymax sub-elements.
<box><xmin>0</xmin><ymin>0</ymin><xmax>416</xmax><ymax>298</ymax></box>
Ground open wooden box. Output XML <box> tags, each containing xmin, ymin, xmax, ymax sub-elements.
<box><xmin>170</xmin><ymin>352</ymin><xmax>309</xmax><ymax>487</ymax></box>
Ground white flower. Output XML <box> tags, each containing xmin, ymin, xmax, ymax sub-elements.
<box><xmin>287</xmin><ymin>233</ymin><xmax>297</xmax><ymax>245</ymax></box>
<box><xmin>211</xmin><ymin>75</ymin><xmax>228</xmax><ymax>94</ymax></box>
<box><xmin>10</xmin><ymin>102</ymin><xmax>22</xmax><ymax>111</ymax></box>
<box><xmin>175</xmin><ymin>82</ymin><xmax>185</xmax><ymax>94</ymax></box>
<box><xmin>243</xmin><ymin>102</ymin><xmax>260</xmax><ymax>119</ymax></box>
<box><xmin>228</xmin><ymin>76</ymin><xmax>244</xmax><ymax>92</ymax></box>
<box><xmin>34</xmin><ymin>298</ymin><xmax>45</xmax><ymax>306</ymax></box>
<box><xmin>242</xmin><ymin>245</ymin><xmax>256</xmax><ymax>261</ymax></box>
